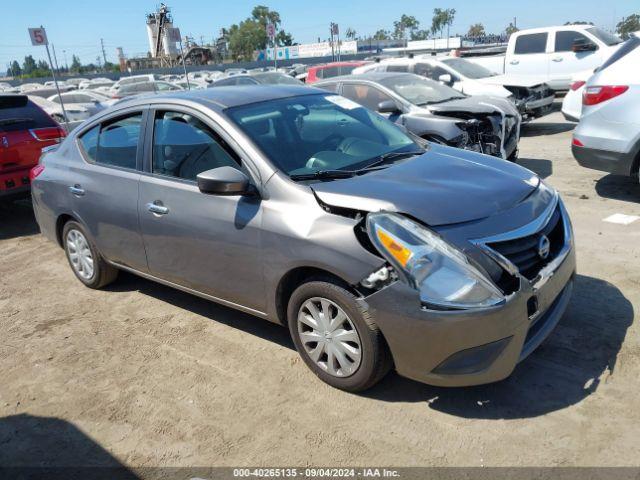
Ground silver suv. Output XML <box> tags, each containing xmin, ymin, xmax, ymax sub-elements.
<box><xmin>31</xmin><ymin>86</ymin><xmax>575</xmax><ymax>392</ymax></box>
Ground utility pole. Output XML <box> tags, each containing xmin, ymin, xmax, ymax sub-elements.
<box><xmin>101</xmin><ymin>38</ymin><xmax>107</xmax><ymax>67</ymax></box>
<box><xmin>62</xmin><ymin>49</ymin><xmax>68</xmax><ymax>70</ymax></box>
<box><xmin>51</xmin><ymin>43</ymin><xmax>60</xmax><ymax>71</ymax></box>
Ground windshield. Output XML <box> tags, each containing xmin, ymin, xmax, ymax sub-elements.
<box><xmin>253</xmin><ymin>73</ymin><xmax>301</xmax><ymax>85</ymax></box>
<box><xmin>226</xmin><ymin>94</ymin><xmax>420</xmax><ymax>178</ymax></box>
<box><xmin>440</xmin><ymin>58</ymin><xmax>496</xmax><ymax>79</ymax></box>
<box><xmin>586</xmin><ymin>27</ymin><xmax>622</xmax><ymax>46</ymax></box>
<box><xmin>380</xmin><ymin>74</ymin><xmax>464</xmax><ymax>106</ymax></box>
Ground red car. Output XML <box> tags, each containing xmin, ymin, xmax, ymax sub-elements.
<box><xmin>305</xmin><ymin>61</ymin><xmax>370</xmax><ymax>84</ymax></box>
<box><xmin>0</xmin><ymin>95</ymin><xmax>65</xmax><ymax>201</ymax></box>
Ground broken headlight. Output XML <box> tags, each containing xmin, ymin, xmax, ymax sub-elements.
<box><xmin>367</xmin><ymin>212</ymin><xmax>504</xmax><ymax>310</ymax></box>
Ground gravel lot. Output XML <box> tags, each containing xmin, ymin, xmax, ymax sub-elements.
<box><xmin>1</xmin><ymin>106</ymin><xmax>639</xmax><ymax>469</ymax></box>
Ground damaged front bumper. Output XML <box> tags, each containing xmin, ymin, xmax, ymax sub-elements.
<box><xmin>360</xmin><ymin>198</ymin><xmax>575</xmax><ymax>387</ymax></box>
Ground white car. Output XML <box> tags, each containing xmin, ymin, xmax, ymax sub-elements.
<box><xmin>28</xmin><ymin>95</ymin><xmax>91</xmax><ymax>124</ymax></box>
<box><xmin>561</xmin><ymin>70</ymin><xmax>592</xmax><ymax>122</ymax></box>
<box><xmin>353</xmin><ymin>56</ymin><xmax>554</xmax><ymax>119</ymax></box>
<box><xmin>47</xmin><ymin>90</ymin><xmax>115</xmax><ymax>116</ymax></box>
<box><xmin>466</xmin><ymin>25</ymin><xmax>623</xmax><ymax>91</ymax></box>
<box><xmin>172</xmin><ymin>79</ymin><xmax>208</xmax><ymax>90</ymax></box>
<box><xmin>572</xmin><ymin>34</ymin><xmax>640</xmax><ymax>180</ymax></box>
<box><xmin>110</xmin><ymin>74</ymin><xmax>160</xmax><ymax>95</ymax></box>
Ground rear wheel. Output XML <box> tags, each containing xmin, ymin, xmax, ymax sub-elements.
<box><xmin>62</xmin><ymin>221</ymin><xmax>117</xmax><ymax>289</ymax></box>
<box><xmin>287</xmin><ymin>279</ymin><xmax>391</xmax><ymax>392</ymax></box>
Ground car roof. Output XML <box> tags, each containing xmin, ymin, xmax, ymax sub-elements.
<box><xmin>315</xmin><ymin>71</ymin><xmax>419</xmax><ymax>84</ymax></box>
<box><xmin>115</xmin><ymin>85</ymin><xmax>324</xmax><ymax>110</ymax></box>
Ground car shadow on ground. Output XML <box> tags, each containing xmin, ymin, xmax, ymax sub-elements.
<box><xmin>107</xmin><ymin>271</ymin><xmax>295</xmax><ymax>350</ymax></box>
<box><xmin>595</xmin><ymin>174</ymin><xmax>640</xmax><ymax>204</ymax></box>
<box><xmin>364</xmin><ymin>274</ymin><xmax>633</xmax><ymax>419</ymax></box>
<box><xmin>0</xmin><ymin>199</ymin><xmax>40</xmax><ymax>241</ymax></box>
<box><xmin>520</xmin><ymin>122</ymin><xmax>575</xmax><ymax>137</ymax></box>
<box><xmin>0</xmin><ymin>413</ymin><xmax>139</xmax><ymax>479</ymax></box>
<box><xmin>517</xmin><ymin>158</ymin><xmax>553</xmax><ymax>179</ymax></box>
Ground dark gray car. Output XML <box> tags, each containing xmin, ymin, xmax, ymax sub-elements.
<box><xmin>31</xmin><ymin>86</ymin><xmax>575</xmax><ymax>392</ymax></box>
<box><xmin>316</xmin><ymin>73</ymin><xmax>521</xmax><ymax>160</ymax></box>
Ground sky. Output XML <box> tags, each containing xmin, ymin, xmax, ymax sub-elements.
<box><xmin>1</xmin><ymin>0</ymin><xmax>635</xmax><ymax>69</ymax></box>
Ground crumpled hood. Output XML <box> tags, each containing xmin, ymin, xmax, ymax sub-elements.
<box><xmin>312</xmin><ymin>144</ymin><xmax>539</xmax><ymax>226</ymax></box>
<box><xmin>426</xmin><ymin>95</ymin><xmax>519</xmax><ymax>117</ymax></box>
<box><xmin>477</xmin><ymin>74</ymin><xmax>548</xmax><ymax>89</ymax></box>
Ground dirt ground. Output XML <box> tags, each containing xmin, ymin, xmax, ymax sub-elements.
<box><xmin>1</xmin><ymin>106</ymin><xmax>639</xmax><ymax>470</ymax></box>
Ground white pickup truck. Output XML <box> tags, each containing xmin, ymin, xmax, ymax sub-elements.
<box><xmin>466</xmin><ymin>25</ymin><xmax>623</xmax><ymax>91</ymax></box>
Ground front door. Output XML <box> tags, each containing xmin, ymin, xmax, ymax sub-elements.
<box><xmin>548</xmin><ymin>30</ymin><xmax>601</xmax><ymax>90</ymax></box>
<box><xmin>138</xmin><ymin>109</ymin><xmax>265</xmax><ymax>313</ymax></box>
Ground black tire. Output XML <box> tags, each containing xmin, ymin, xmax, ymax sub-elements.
<box><xmin>287</xmin><ymin>279</ymin><xmax>392</xmax><ymax>392</ymax></box>
<box><xmin>62</xmin><ymin>220</ymin><xmax>118</xmax><ymax>289</ymax></box>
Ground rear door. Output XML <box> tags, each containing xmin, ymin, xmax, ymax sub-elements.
<box><xmin>71</xmin><ymin>108</ymin><xmax>148</xmax><ymax>271</ymax></box>
<box><xmin>507</xmin><ymin>32</ymin><xmax>550</xmax><ymax>77</ymax></box>
<box><xmin>549</xmin><ymin>30</ymin><xmax>601</xmax><ymax>89</ymax></box>
<box><xmin>137</xmin><ymin>106</ymin><xmax>265</xmax><ymax>313</ymax></box>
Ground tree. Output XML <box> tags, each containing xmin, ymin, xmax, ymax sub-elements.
<box><xmin>345</xmin><ymin>27</ymin><xmax>357</xmax><ymax>40</ymax></box>
<box><xmin>431</xmin><ymin>8</ymin><xmax>456</xmax><ymax>38</ymax></box>
<box><xmin>22</xmin><ymin>55</ymin><xmax>37</xmax><ymax>75</ymax></box>
<box><xmin>276</xmin><ymin>30</ymin><xmax>294</xmax><ymax>46</ymax></box>
<box><xmin>564</xmin><ymin>21</ymin><xmax>593</xmax><ymax>25</ymax></box>
<box><xmin>251</xmin><ymin>5</ymin><xmax>281</xmax><ymax>28</ymax></box>
<box><xmin>467</xmin><ymin>23</ymin><xmax>486</xmax><ymax>37</ymax></box>
<box><xmin>70</xmin><ymin>55</ymin><xmax>82</xmax><ymax>72</ymax></box>
<box><xmin>617</xmin><ymin>14</ymin><xmax>640</xmax><ymax>40</ymax></box>
<box><xmin>372</xmin><ymin>29</ymin><xmax>391</xmax><ymax>40</ymax></box>
<box><xmin>37</xmin><ymin>60</ymin><xmax>49</xmax><ymax>71</ymax></box>
<box><xmin>411</xmin><ymin>29</ymin><xmax>430</xmax><ymax>41</ymax></box>
<box><xmin>505</xmin><ymin>22</ymin><xmax>519</xmax><ymax>36</ymax></box>
<box><xmin>228</xmin><ymin>19</ymin><xmax>265</xmax><ymax>60</ymax></box>
<box><xmin>9</xmin><ymin>60</ymin><xmax>21</xmax><ymax>77</ymax></box>
<box><xmin>393</xmin><ymin>14</ymin><xmax>420</xmax><ymax>40</ymax></box>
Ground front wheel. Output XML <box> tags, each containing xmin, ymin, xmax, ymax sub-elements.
<box><xmin>287</xmin><ymin>280</ymin><xmax>391</xmax><ymax>392</ymax></box>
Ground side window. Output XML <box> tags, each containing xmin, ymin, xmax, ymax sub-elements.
<box><xmin>387</xmin><ymin>64</ymin><xmax>409</xmax><ymax>73</ymax></box>
<box><xmin>554</xmin><ymin>31</ymin><xmax>596</xmax><ymax>52</ymax></box>
<box><xmin>341</xmin><ymin>84</ymin><xmax>393</xmax><ymax>111</ymax></box>
<box><xmin>152</xmin><ymin>111</ymin><xmax>240</xmax><ymax>181</ymax></box>
<box><xmin>96</xmin><ymin>114</ymin><xmax>142</xmax><ymax>169</ymax></box>
<box><xmin>78</xmin><ymin>125</ymin><xmax>100</xmax><ymax>162</ymax></box>
<box><xmin>514</xmin><ymin>33</ymin><xmax>548</xmax><ymax>54</ymax></box>
<box><xmin>236</xmin><ymin>77</ymin><xmax>258</xmax><ymax>85</ymax></box>
<box><xmin>414</xmin><ymin>63</ymin><xmax>451</xmax><ymax>81</ymax></box>
<box><xmin>317</xmin><ymin>82</ymin><xmax>339</xmax><ymax>93</ymax></box>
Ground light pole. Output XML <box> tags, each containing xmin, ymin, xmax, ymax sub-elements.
<box><xmin>62</xmin><ymin>49</ymin><xmax>68</xmax><ymax>71</ymax></box>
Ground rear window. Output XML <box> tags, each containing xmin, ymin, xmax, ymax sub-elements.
<box><xmin>598</xmin><ymin>36</ymin><xmax>640</xmax><ymax>71</ymax></box>
<box><xmin>0</xmin><ymin>95</ymin><xmax>56</xmax><ymax>132</ymax></box>
<box><xmin>514</xmin><ymin>33</ymin><xmax>548</xmax><ymax>54</ymax></box>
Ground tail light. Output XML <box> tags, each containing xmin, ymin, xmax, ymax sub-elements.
<box><xmin>583</xmin><ymin>85</ymin><xmax>628</xmax><ymax>106</ymax></box>
<box><xmin>570</xmin><ymin>80</ymin><xmax>586</xmax><ymax>91</ymax></box>
<box><xmin>572</xmin><ymin>137</ymin><xmax>584</xmax><ymax>147</ymax></box>
<box><xmin>29</xmin><ymin>127</ymin><xmax>66</xmax><ymax>143</ymax></box>
<box><xmin>29</xmin><ymin>164</ymin><xmax>45</xmax><ymax>181</ymax></box>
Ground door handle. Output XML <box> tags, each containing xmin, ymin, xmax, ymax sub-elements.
<box><xmin>146</xmin><ymin>202</ymin><xmax>169</xmax><ymax>215</ymax></box>
<box><xmin>552</xmin><ymin>57</ymin><xmax>563</xmax><ymax>62</ymax></box>
<box><xmin>509</xmin><ymin>60</ymin><xmax>519</xmax><ymax>65</ymax></box>
<box><xmin>69</xmin><ymin>185</ymin><xmax>85</xmax><ymax>196</ymax></box>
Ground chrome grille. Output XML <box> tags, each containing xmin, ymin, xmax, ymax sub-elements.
<box><xmin>486</xmin><ymin>206</ymin><xmax>564</xmax><ymax>280</ymax></box>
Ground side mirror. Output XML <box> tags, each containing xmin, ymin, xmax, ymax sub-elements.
<box><xmin>572</xmin><ymin>39</ymin><xmax>597</xmax><ymax>52</ymax></box>
<box><xmin>197</xmin><ymin>167</ymin><xmax>253</xmax><ymax>196</ymax></box>
<box><xmin>377</xmin><ymin>99</ymin><xmax>400</xmax><ymax>114</ymax></box>
<box><xmin>438</xmin><ymin>73</ymin><xmax>453</xmax><ymax>85</ymax></box>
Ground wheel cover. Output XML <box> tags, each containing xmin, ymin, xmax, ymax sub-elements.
<box><xmin>297</xmin><ymin>297</ymin><xmax>362</xmax><ymax>377</ymax></box>
<box><xmin>66</xmin><ymin>229</ymin><xmax>94</xmax><ymax>280</ymax></box>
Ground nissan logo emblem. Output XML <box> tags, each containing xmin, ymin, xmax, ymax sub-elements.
<box><xmin>537</xmin><ymin>235</ymin><xmax>551</xmax><ymax>260</ymax></box>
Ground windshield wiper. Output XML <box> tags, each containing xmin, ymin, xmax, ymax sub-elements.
<box><xmin>289</xmin><ymin>150</ymin><xmax>425</xmax><ymax>181</ymax></box>
<box><xmin>290</xmin><ymin>170</ymin><xmax>358</xmax><ymax>181</ymax></box>
<box><xmin>361</xmin><ymin>150</ymin><xmax>425</xmax><ymax>171</ymax></box>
